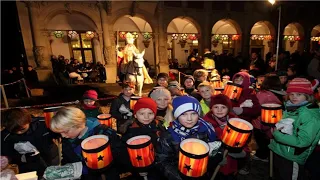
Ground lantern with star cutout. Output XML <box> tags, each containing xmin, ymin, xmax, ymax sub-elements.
<box><xmin>261</xmin><ymin>104</ymin><xmax>283</xmax><ymax>124</ymax></box>
<box><xmin>223</xmin><ymin>82</ymin><xmax>243</xmax><ymax>101</ymax></box>
<box><xmin>178</xmin><ymin>138</ymin><xmax>209</xmax><ymax>178</ymax></box>
<box><xmin>43</xmin><ymin>106</ymin><xmax>63</xmax><ymax>128</ymax></box>
<box><xmin>130</xmin><ymin>96</ymin><xmax>141</xmax><ymax>110</ymax></box>
<box><xmin>126</xmin><ymin>135</ymin><xmax>155</xmax><ymax>171</ymax></box>
<box><xmin>221</xmin><ymin>118</ymin><xmax>253</xmax><ymax>149</ymax></box>
<box><xmin>81</xmin><ymin>135</ymin><xmax>113</xmax><ymax>170</ymax></box>
<box><xmin>97</xmin><ymin>114</ymin><xmax>116</xmax><ymax>129</ymax></box>
<box><xmin>213</xmin><ymin>88</ymin><xmax>224</xmax><ymax>95</ymax></box>
<box><xmin>211</xmin><ymin>80</ymin><xmax>224</xmax><ymax>89</ymax></box>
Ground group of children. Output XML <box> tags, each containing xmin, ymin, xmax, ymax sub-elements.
<box><xmin>1</xmin><ymin>68</ymin><xmax>320</xmax><ymax>180</ymax></box>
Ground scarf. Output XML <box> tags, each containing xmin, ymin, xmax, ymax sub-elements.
<box><xmin>285</xmin><ymin>100</ymin><xmax>309</xmax><ymax>111</ymax></box>
<box><xmin>212</xmin><ymin>114</ymin><xmax>229</xmax><ymax>130</ymax></box>
<box><xmin>82</xmin><ymin>104</ymin><xmax>97</xmax><ymax>110</ymax></box>
<box><xmin>169</xmin><ymin>118</ymin><xmax>216</xmax><ymax>143</ymax></box>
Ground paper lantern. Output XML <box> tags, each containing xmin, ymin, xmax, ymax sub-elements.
<box><xmin>211</xmin><ymin>80</ymin><xmax>223</xmax><ymax>88</ymax></box>
<box><xmin>130</xmin><ymin>96</ymin><xmax>141</xmax><ymax>110</ymax></box>
<box><xmin>81</xmin><ymin>135</ymin><xmax>113</xmax><ymax>170</ymax></box>
<box><xmin>261</xmin><ymin>104</ymin><xmax>282</xmax><ymax>124</ymax></box>
<box><xmin>126</xmin><ymin>135</ymin><xmax>155</xmax><ymax>171</ymax></box>
<box><xmin>221</xmin><ymin>118</ymin><xmax>253</xmax><ymax>148</ymax></box>
<box><xmin>213</xmin><ymin>88</ymin><xmax>224</xmax><ymax>95</ymax></box>
<box><xmin>43</xmin><ymin>106</ymin><xmax>62</xmax><ymax>128</ymax></box>
<box><xmin>223</xmin><ymin>82</ymin><xmax>243</xmax><ymax>101</ymax></box>
<box><xmin>97</xmin><ymin>114</ymin><xmax>115</xmax><ymax>128</ymax></box>
<box><xmin>178</xmin><ymin>138</ymin><xmax>209</xmax><ymax>178</ymax></box>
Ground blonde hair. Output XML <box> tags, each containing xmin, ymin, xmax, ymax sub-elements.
<box><xmin>197</xmin><ymin>81</ymin><xmax>213</xmax><ymax>91</ymax></box>
<box><xmin>50</xmin><ymin>106</ymin><xmax>86</xmax><ymax>132</ymax></box>
<box><xmin>193</xmin><ymin>69</ymin><xmax>208</xmax><ymax>80</ymax></box>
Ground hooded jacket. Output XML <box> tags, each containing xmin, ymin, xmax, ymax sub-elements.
<box><xmin>110</xmin><ymin>93</ymin><xmax>134</xmax><ymax>129</ymax></box>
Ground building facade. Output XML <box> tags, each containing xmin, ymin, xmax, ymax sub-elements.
<box><xmin>16</xmin><ymin>1</ymin><xmax>320</xmax><ymax>83</ymax></box>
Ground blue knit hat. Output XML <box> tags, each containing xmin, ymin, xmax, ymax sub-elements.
<box><xmin>172</xmin><ymin>95</ymin><xmax>201</xmax><ymax>118</ymax></box>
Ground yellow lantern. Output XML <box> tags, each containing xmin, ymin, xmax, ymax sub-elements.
<box><xmin>43</xmin><ymin>106</ymin><xmax>63</xmax><ymax>128</ymax></box>
<box><xmin>178</xmin><ymin>138</ymin><xmax>209</xmax><ymax>178</ymax></box>
<box><xmin>130</xmin><ymin>96</ymin><xmax>141</xmax><ymax>110</ymax></box>
<box><xmin>223</xmin><ymin>82</ymin><xmax>243</xmax><ymax>101</ymax></box>
<box><xmin>261</xmin><ymin>104</ymin><xmax>282</xmax><ymax>124</ymax></box>
<box><xmin>81</xmin><ymin>135</ymin><xmax>113</xmax><ymax>170</ymax></box>
<box><xmin>97</xmin><ymin>114</ymin><xmax>116</xmax><ymax>128</ymax></box>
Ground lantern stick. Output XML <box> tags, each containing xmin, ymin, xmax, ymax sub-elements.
<box><xmin>269</xmin><ymin>139</ymin><xmax>273</xmax><ymax>178</ymax></box>
<box><xmin>139</xmin><ymin>172</ymin><xmax>148</xmax><ymax>180</ymax></box>
<box><xmin>101</xmin><ymin>174</ymin><xmax>106</xmax><ymax>180</ymax></box>
<box><xmin>210</xmin><ymin>149</ymin><xmax>228</xmax><ymax>180</ymax></box>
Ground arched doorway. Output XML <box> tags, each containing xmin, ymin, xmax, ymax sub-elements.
<box><xmin>46</xmin><ymin>13</ymin><xmax>101</xmax><ymax>64</ymax></box>
<box><xmin>250</xmin><ymin>21</ymin><xmax>275</xmax><ymax>60</ymax></box>
<box><xmin>167</xmin><ymin>17</ymin><xmax>200</xmax><ymax>67</ymax></box>
<box><xmin>283</xmin><ymin>23</ymin><xmax>304</xmax><ymax>54</ymax></box>
<box><xmin>211</xmin><ymin>19</ymin><xmax>242</xmax><ymax>55</ymax></box>
<box><xmin>311</xmin><ymin>24</ymin><xmax>320</xmax><ymax>50</ymax></box>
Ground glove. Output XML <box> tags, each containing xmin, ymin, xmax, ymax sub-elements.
<box><xmin>14</xmin><ymin>141</ymin><xmax>39</xmax><ymax>157</ymax></box>
<box><xmin>240</xmin><ymin>99</ymin><xmax>253</xmax><ymax>108</ymax></box>
<box><xmin>119</xmin><ymin>105</ymin><xmax>133</xmax><ymax>117</ymax></box>
<box><xmin>119</xmin><ymin>119</ymin><xmax>134</xmax><ymax>134</ymax></box>
<box><xmin>275</xmin><ymin>118</ymin><xmax>294</xmax><ymax>135</ymax></box>
<box><xmin>233</xmin><ymin>107</ymin><xmax>243</xmax><ymax>115</ymax></box>
<box><xmin>208</xmin><ymin>141</ymin><xmax>222</xmax><ymax>157</ymax></box>
<box><xmin>228</xmin><ymin>150</ymin><xmax>246</xmax><ymax>158</ymax></box>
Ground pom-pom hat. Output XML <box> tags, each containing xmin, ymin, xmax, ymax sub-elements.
<box><xmin>286</xmin><ymin>78</ymin><xmax>313</xmax><ymax>95</ymax></box>
<box><xmin>172</xmin><ymin>96</ymin><xmax>201</xmax><ymax>118</ymax></box>
<box><xmin>210</xmin><ymin>94</ymin><xmax>232</xmax><ymax>112</ymax></box>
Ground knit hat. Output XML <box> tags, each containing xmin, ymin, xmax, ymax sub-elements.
<box><xmin>184</xmin><ymin>75</ymin><xmax>195</xmax><ymax>83</ymax></box>
<box><xmin>157</xmin><ymin>73</ymin><xmax>169</xmax><ymax>80</ymax></box>
<box><xmin>311</xmin><ymin>79</ymin><xmax>319</xmax><ymax>91</ymax></box>
<box><xmin>168</xmin><ymin>81</ymin><xmax>182</xmax><ymax>90</ymax></box>
<box><xmin>150</xmin><ymin>88</ymin><xmax>171</xmax><ymax>101</ymax></box>
<box><xmin>133</xmin><ymin>97</ymin><xmax>157</xmax><ymax>115</ymax></box>
<box><xmin>210</xmin><ymin>94</ymin><xmax>232</xmax><ymax>112</ymax></box>
<box><xmin>83</xmin><ymin>90</ymin><xmax>98</xmax><ymax>101</ymax></box>
<box><xmin>286</xmin><ymin>78</ymin><xmax>313</xmax><ymax>95</ymax></box>
<box><xmin>172</xmin><ymin>95</ymin><xmax>201</xmax><ymax>118</ymax></box>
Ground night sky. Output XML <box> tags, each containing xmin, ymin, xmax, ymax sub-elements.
<box><xmin>1</xmin><ymin>1</ymin><xmax>26</xmax><ymax>69</ymax></box>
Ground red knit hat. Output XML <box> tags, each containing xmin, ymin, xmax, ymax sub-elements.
<box><xmin>83</xmin><ymin>90</ymin><xmax>98</xmax><ymax>100</ymax></box>
<box><xmin>286</xmin><ymin>78</ymin><xmax>313</xmax><ymax>95</ymax></box>
<box><xmin>210</xmin><ymin>94</ymin><xmax>232</xmax><ymax>112</ymax></box>
<box><xmin>133</xmin><ymin>97</ymin><xmax>157</xmax><ymax>115</ymax></box>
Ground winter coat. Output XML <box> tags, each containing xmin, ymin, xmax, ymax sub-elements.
<box><xmin>155</xmin><ymin>105</ymin><xmax>174</xmax><ymax>128</ymax></box>
<box><xmin>109</xmin><ymin>93</ymin><xmax>133</xmax><ymax>129</ymax></box>
<box><xmin>269</xmin><ymin>103</ymin><xmax>320</xmax><ymax>165</ymax></box>
<box><xmin>81</xmin><ymin>106</ymin><xmax>100</xmax><ymax>119</ymax></box>
<box><xmin>200</xmin><ymin>99</ymin><xmax>210</xmax><ymax>117</ymax></box>
<box><xmin>1</xmin><ymin>118</ymin><xmax>59</xmax><ymax>176</ymax></box>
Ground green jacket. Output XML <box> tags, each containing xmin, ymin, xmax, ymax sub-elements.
<box><xmin>269</xmin><ymin>103</ymin><xmax>320</xmax><ymax>165</ymax></box>
<box><xmin>200</xmin><ymin>99</ymin><xmax>210</xmax><ymax>117</ymax></box>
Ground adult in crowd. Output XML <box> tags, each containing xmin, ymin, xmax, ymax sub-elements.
<box><xmin>308</xmin><ymin>48</ymin><xmax>320</xmax><ymax>79</ymax></box>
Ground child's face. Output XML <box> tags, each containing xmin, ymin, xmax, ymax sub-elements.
<box><xmin>155</xmin><ymin>96</ymin><xmax>170</xmax><ymax>109</ymax></box>
<box><xmin>14</xmin><ymin>124</ymin><xmax>30</xmax><ymax>134</ymax></box>
<box><xmin>198</xmin><ymin>86</ymin><xmax>213</xmax><ymax>99</ymax></box>
<box><xmin>212</xmin><ymin>104</ymin><xmax>228</xmax><ymax>118</ymax></box>
<box><xmin>233</xmin><ymin>76</ymin><xmax>244</xmax><ymax>85</ymax></box>
<box><xmin>289</xmin><ymin>92</ymin><xmax>307</xmax><ymax>104</ymax></box>
<box><xmin>198</xmin><ymin>75</ymin><xmax>207</xmax><ymax>82</ymax></box>
<box><xmin>279</xmin><ymin>76</ymin><xmax>287</xmax><ymax>84</ymax></box>
<box><xmin>184</xmin><ymin>79</ymin><xmax>194</xmax><ymax>88</ymax></box>
<box><xmin>157</xmin><ymin>78</ymin><xmax>168</xmax><ymax>87</ymax></box>
<box><xmin>135</xmin><ymin>108</ymin><xmax>155</xmax><ymax>125</ymax></box>
<box><xmin>287</xmin><ymin>68</ymin><xmax>294</xmax><ymax>76</ymax></box>
<box><xmin>178</xmin><ymin>111</ymin><xmax>199</xmax><ymax>128</ymax></box>
<box><xmin>58</xmin><ymin>126</ymin><xmax>85</xmax><ymax>139</ymax></box>
<box><xmin>83</xmin><ymin>99</ymin><xmax>95</xmax><ymax>107</ymax></box>
<box><xmin>122</xmin><ymin>87</ymin><xmax>135</xmax><ymax>97</ymax></box>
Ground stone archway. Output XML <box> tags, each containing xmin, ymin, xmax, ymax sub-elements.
<box><xmin>311</xmin><ymin>24</ymin><xmax>320</xmax><ymax>50</ymax></box>
<box><xmin>283</xmin><ymin>23</ymin><xmax>304</xmax><ymax>54</ymax></box>
<box><xmin>250</xmin><ymin>21</ymin><xmax>276</xmax><ymax>60</ymax></box>
<box><xmin>211</xmin><ymin>19</ymin><xmax>242</xmax><ymax>55</ymax></box>
<box><xmin>167</xmin><ymin>17</ymin><xmax>200</xmax><ymax>66</ymax></box>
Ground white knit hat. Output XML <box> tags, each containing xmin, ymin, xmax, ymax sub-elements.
<box><xmin>150</xmin><ymin>88</ymin><xmax>171</xmax><ymax>101</ymax></box>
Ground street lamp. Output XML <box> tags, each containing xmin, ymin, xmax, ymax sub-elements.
<box><xmin>269</xmin><ymin>0</ymin><xmax>281</xmax><ymax>70</ymax></box>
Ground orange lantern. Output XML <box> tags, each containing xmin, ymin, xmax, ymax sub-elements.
<box><xmin>126</xmin><ymin>135</ymin><xmax>155</xmax><ymax>171</ymax></box>
<box><xmin>223</xmin><ymin>82</ymin><xmax>243</xmax><ymax>101</ymax></box>
<box><xmin>81</xmin><ymin>135</ymin><xmax>113</xmax><ymax>170</ymax></box>
<box><xmin>213</xmin><ymin>88</ymin><xmax>224</xmax><ymax>95</ymax></box>
<box><xmin>97</xmin><ymin>114</ymin><xmax>115</xmax><ymax>128</ymax></box>
<box><xmin>211</xmin><ymin>80</ymin><xmax>223</xmax><ymax>88</ymax></box>
<box><xmin>261</xmin><ymin>104</ymin><xmax>283</xmax><ymax>124</ymax></box>
<box><xmin>221</xmin><ymin>118</ymin><xmax>253</xmax><ymax>148</ymax></box>
<box><xmin>130</xmin><ymin>96</ymin><xmax>141</xmax><ymax>110</ymax></box>
<box><xmin>178</xmin><ymin>138</ymin><xmax>209</xmax><ymax>178</ymax></box>
<box><xmin>43</xmin><ymin>106</ymin><xmax>62</xmax><ymax>128</ymax></box>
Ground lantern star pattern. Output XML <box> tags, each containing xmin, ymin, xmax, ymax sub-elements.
<box><xmin>261</xmin><ymin>103</ymin><xmax>283</xmax><ymax>124</ymax></box>
<box><xmin>223</xmin><ymin>82</ymin><xmax>243</xmax><ymax>101</ymax></box>
<box><xmin>184</xmin><ymin>164</ymin><xmax>192</xmax><ymax>172</ymax></box>
<box><xmin>98</xmin><ymin>155</ymin><xmax>104</xmax><ymax>161</ymax></box>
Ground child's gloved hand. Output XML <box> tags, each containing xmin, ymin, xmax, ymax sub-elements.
<box><xmin>275</xmin><ymin>118</ymin><xmax>294</xmax><ymax>135</ymax></box>
<box><xmin>232</xmin><ymin>107</ymin><xmax>243</xmax><ymax>115</ymax></box>
<box><xmin>240</xmin><ymin>99</ymin><xmax>253</xmax><ymax>108</ymax></box>
<box><xmin>208</xmin><ymin>141</ymin><xmax>222</xmax><ymax>157</ymax></box>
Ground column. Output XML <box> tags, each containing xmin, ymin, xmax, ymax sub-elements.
<box><xmin>203</xmin><ymin>2</ymin><xmax>212</xmax><ymax>51</ymax></box>
<box><xmin>99</xmin><ymin>2</ymin><xmax>117</xmax><ymax>83</ymax></box>
<box><xmin>157</xmin><ymin>2</ymin><xmax>169</xmax><ymax>74</ymax></box>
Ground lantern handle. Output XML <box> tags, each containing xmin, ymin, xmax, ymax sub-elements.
<box><xmin>139</xmin><ymin>172</ymin><xmax>148</xmax><ymax>180</ymax></box>
<box><xmin>210</xmin><ymin>149</ymin><xmax>228</xmax><ymax>180</ymax></box>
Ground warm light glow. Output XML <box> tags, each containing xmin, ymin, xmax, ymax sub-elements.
<box><xmin>268</xmin><ymin>0</ymin><xmax>275</xmax><ymax>5</ymax></box>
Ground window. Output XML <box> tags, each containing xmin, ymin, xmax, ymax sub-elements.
<box><xmin>70</xmin><ymin>32</ymin><xmax>95</xmax><ymax>63</ymax></box>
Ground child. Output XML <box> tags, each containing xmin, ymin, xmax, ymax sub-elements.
<box><xmin>81</xmin><ymin>90</ymin><xmax>101</xmax><ymax>118</ymax></box>
<box><xmin>193</xmin><ymin>69</ymin><xmax>208</xmax><ymax>89</ymax></box>
<box><xmin>148</xmin><ymin>73</ymin><xmax>169</xmax><ymax>97</ymax></box>
<box><xmin>198</xmin><ymin>81</ymin><xmax>214</xmax><ymax>116</ymax></box>
<box><xmin>50</xmin><ymin>107</ymin><xmax>123</xmax><ymax>180</ymax></box>
<box><xmin>156</xmin><ymin>96</ymin><xmax>223</xmax><ymax>180</ymax></box>
<box><xmin>110</xmin><ymin>82</ymin><xmax>135</xmax><ymax>132</ymax></box>
<box><xmin>1</xmin><ymin>109</ymin><xmax>59</xmax><ymax>177</ymax></box>
<box><xmin>287</xmin><ymin>64</ymin><xmax>297</xmax><ymax>81</ymax></box>
<box><xmin>203</xmin><ymin>94</ymin><xmax>240</xmax><ymax>179</ymax></box>
<box><xmin>150</xmin><ymin>88</ymin><xmax>174</xmax><ymax>128</ymax></box>
<box><xmin>277</xmin><ymin>70</ymin><xmax>288</xmax><ymax>90</ymax></box>
<box><xmin>183</xmin><ymin>75</ymin><xmax>202</xmax><ymax>101</ymax></box>
<box><xmin>269</xmin><ymin>78</ymin><xmax>320</xmax><ymax>180</ymax></box>
<box><xmin>168</xmin><ymin>81</ymin><xmax>184</xmax><ymax>98</ymax></box>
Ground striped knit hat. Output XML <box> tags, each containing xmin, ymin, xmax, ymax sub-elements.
<box><xmin>286</xmin><ymin>78</ymin><xmax>313</xmax><ymax>95</ymax></box>
<box><xmin>172</xmin><ymin>95</ymin><xmax>201</xmax><ymax>118</ymax></box>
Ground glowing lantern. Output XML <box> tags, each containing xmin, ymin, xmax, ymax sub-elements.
<box><xmin>231</xmin><ymin>35</ymin><xmax>239</xmax><ymax>41</ymax></box>
<box><xmin>221</xmin><ymin>118</ymin><xmax>253</xmax><ymax>148</ymax></box>
<box><xmin>126</xmin><ymin>135</ymin><xmax>155</xmax><ymax>171</ymax></box>
<box><xmin>172</xmin><ymin>34</ymin><xmax>179</xmax><ymax>40</ymax></box>
<box><xmin>97</xmin><ymin>114</ymin><xmax>115</xmax><ymax>128</ymax></box>
<box><xmin>256</xmin><ymin>76</ymin><xmax>265</xmax><ymax>89</ymax></box>
<box><xmin>178</xmin><ymin>138</ymin><xmax>209</xmax><ymax>178</ymax></box>
<box><xmin>130</xmin><ymin>96</ymin><xmax>141</xmax><ymax>110</ymax></box>
<box><xmin>81</xmin><ymin>135</ymin><xmax>113</xmax><ymax>170</ymax></box>
<box><xmin>223</xmin><ymin>82</ymin><xmax>243</xmax><ymax>101</ymax></box>
<box><xmin>213</xmin><ymin>88</ymin><xmax>224</xmax><ymax>95</ymax></box>
<box><xmin>86</xmin><ymin>31</ymin><xmax>95</xmax><ymax>39</ymax></box>
<box><xmin>211</xmin><ymin>80</ymin><xmax>223</xmax><ymax>88</ymax></box>
<box><xmin>261</xmin><ymin>104</ymin><xmax>283</xmax><ymax>124</ymax></box>
<box><xmin>180</xmin><ymin>34</ymin><xmax>188</xmax><ymax>41</ymax></box>
<box><xmin>119</xmin><ymin>32</ymin><xmax>126</xmax><ymax>39</ymax></box>
<box><xmin>189</xmin><ymin>34</ymin><xmax>197</xmax><ymax>40</ymax></box>
<box><xmin>68</xmin><ymin>31</ymin><xmax>78</xmax><ymax>39</ymax></box>
<box><xmin>43</xmin><ymin>106</ymin><xmax>62</xmax><ymax>128</ymax></box>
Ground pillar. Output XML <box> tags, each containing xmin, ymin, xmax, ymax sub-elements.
<box><xmin>157</xmin><ymin>2</ymin><xmax>169</xmax><ymax>74</ymax></box>
<box><xmin>203</xmin><ymin>1</ymin><xmax>212</xmax><ymax>51</ymax></box>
